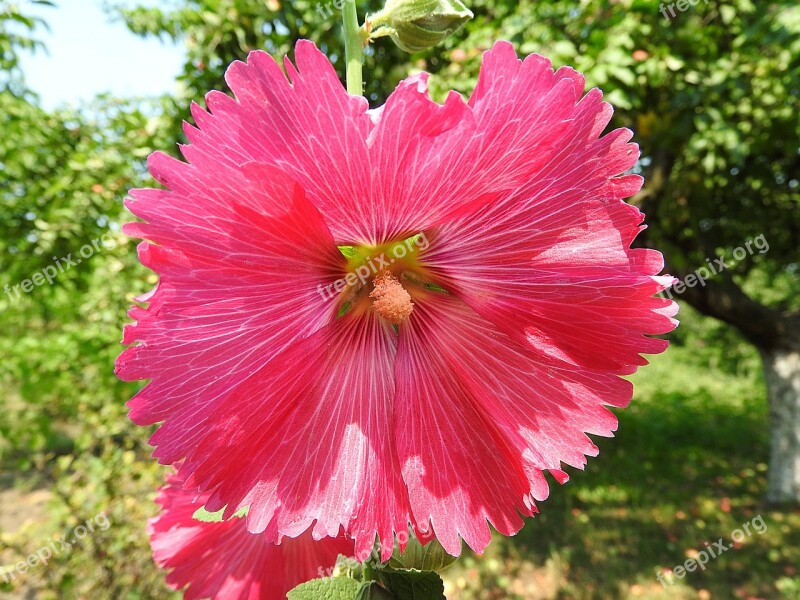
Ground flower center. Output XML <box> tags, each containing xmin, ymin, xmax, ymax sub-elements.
<box><xmin>330</xmin><ymin>232</ymin><xmax>431</xmax><ymax>324</ymax></box>
<box><xmin>370</xmin><ymin>271</ymin><xmax>414</xmax><ymax>324</ymax></box>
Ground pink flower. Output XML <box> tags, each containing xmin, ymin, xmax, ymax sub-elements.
<box><xmin>148</xmin><ymin>472</ymin><xmax>353</xmax><ymax>599</ymax></box>
<box><xmin>117</xmin><ymin>40</ymin><xmax>678</xmax><ymax>560</ymax></box>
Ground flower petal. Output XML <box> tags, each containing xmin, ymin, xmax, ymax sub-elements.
<box><xmin>417</xmin><ymin>82</ymin><xmax>677</xmax><ymax>372</ymax></box>
<box><xmin>149</xmin><ymin>472</ymin><xmax>352</xmax><ymax>599</ymax></box>
<box><xmin>365</xmin><ymin>73</ymin><xmax>471</xmax><ymax>240</ymax></box>
<box><xmin>365</xmin><ymin>41</ymin><xmax>602</xmax><ymax>240</ymax></box>
<box><xmin>178</xmin><ymin>313</ymin><xmax>412</xmax><ymax>562</ymax></box>
<box><xmin>181</xmin><ymin>41</ymin><xmax>607</xmax><ymax>246</ymax></box>
<box><xmin>116</xmin><ymin>162</ymin><xmax>345</xmax><ymax>466</ymax></box>
<box><xmin>182</xmin><ymin>40</ymin><xmax>373</xmax><ymax>242</ymax></box>
<box><xmin>395</xmin><ymin>295</ymin><xmax>632</xmax><ymax>555</ymax></box>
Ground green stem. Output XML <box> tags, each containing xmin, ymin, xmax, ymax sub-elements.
<box><xmin>342</xmin><ymin>0</ymin><xmax>364</xmax><ymax>95</ymax></box>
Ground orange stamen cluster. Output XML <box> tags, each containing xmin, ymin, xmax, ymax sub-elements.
<box><xmin>370</xmin><ymin>271</ymin><xmax>414</xmax><ymax>324</ymax></box>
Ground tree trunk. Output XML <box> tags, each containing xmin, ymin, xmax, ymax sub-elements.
<box><xmin>761</xmin><ymin>346</ymin><xmax>800</xmax><ymax>504</ymax></box>
<box><xmin>670</xmin><ymin>273</ymin><xmax>800</xmax><ymax>504</ymax></box>
<box><xmin>634</xmin><ymin>157</ymin><xmax>800</xmax><ymax>504</ymax></box>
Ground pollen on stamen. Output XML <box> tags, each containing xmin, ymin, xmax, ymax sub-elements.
<box><xmin>370</xmin><ymin>271</ymin><xmax>413</xmax><ymax>324</ymax></box>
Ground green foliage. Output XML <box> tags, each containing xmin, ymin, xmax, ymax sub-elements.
<box><xmin>374</xmin><ymin>566</ymin><xmax>446</xmax><ymax>599</ymax></box>
<box><xmin>0</xmin><ymin>90</ymin><xmax>170</xmax><ymax>463</ymax></box>
<box><xmin>287</xmin><ymin>563</ymin><xmax>447</xmax><ymax>599</ymax></box>
<box><xmin>0</xmin><ymin>4</ymin><xmax>174</xmax><ymax>598</ymax></box>
<box><xmin>0</xmin><ymin>0</ymin><xmax>52</xmax><ymax>93</ymax></box>
<box><xmin>286</xmin><ymin>535</ymin><xmax>452</xmax><ymax>599</ymax></box>
<box><xmin>287</xmin><ymin>575</ymin><xmax>362</xmax><ymax>599</ymax></box>
<box><xmin>389</xmin><ymin>536</ymin><xmax>457</xmax><ymax>573</ymax></box>
<box><xmin>113</xmin><ymin>0</ymin><xmax>418</xmax><ymax>124</ymax></box>
<box><xmin>356</xmin><ymin>581</ymin><xmax>396</xmax><ymax>599</ymax></box>
<box><xmin>191</xmin><ymin>504</ymin><xmax>248</xmax><ymax>521</ymax></box>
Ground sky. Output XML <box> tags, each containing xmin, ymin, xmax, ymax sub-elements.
<box><xmin>16</xmin><ymin>0</ymin><xmax>186</xmax><ymax>108</ymax></box>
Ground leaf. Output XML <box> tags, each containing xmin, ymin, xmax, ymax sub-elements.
<box><xmin>191</xmin><ymin>505</ymin><xmax>248</xmax><ymax>523</ymax></box>
<box><xmin>376</xmin><ymin>566</ymin><xmax>446</xmax><ymax>600</ymax></box>
<box><xmin>287</xmin><ymin>577</ymin><xmax>362</xmax><ymax>600</ymax></box>
<box><xmin>389</xmin><ymin>536</ymin><xmax>457</xmax><ymax>572</ymax></box>
<box><xmin>191</xmin><ymin>506</ymin><xmax>225</xmax><ymax>522</ymax></box>
<box><xmin>355</xmin><ymin>581</ymin><xmax>395</xmax><ymax>600</ymax></box>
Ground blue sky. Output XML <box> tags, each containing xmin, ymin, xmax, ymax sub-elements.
<box><xmin>18</xmin><ymin>0</ymin><xmax>185</xmax><ymax>108</ymax></box>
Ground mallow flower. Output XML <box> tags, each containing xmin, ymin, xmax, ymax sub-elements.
<box><xmin>117</xmin><ymin>40</ymin><xmax>678</xmax><ymax>562</ymax></box>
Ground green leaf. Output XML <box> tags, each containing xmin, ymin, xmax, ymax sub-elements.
<box><xmin>376</xmin><ymin>566</ymin><xmax>446</xmax><ymax>600</ymax></box>
<box><xmin>191</xmin><ymin>505</ymin><xmax>248</xmax><ymax>523</ymax></box>
<box><xmin>191</xmin><ymin>506</ymin><xmax>225</xmax><ymax>522</ymax></box>
<box><xmin>355</xmin><ymin>581</ymin><xmax>395</xmax><ymax>600</ymax></box>
<box><xmin>389</xmin><ymin>536</ymin><xmax>456</xmax><ymax>572</ymax></box>
<box><xmin>287</xmin><ymin>577</ymin><xmax>361</xmax><ymax>600</ymax></box>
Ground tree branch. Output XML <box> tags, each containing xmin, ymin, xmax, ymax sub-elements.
<box><xmin>635</xmin><ymin>153</ymin><xmax>800</xmax><ymax>351</ymax></box>
<box><xmin>668</xmin><ymin>271</ymin><xmax>800</xmax><ymax>350</ymax></box>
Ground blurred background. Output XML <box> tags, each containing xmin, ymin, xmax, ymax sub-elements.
<box><xmin>1</xmin><ymin>0</ymin><xmax>798</xmax><ymax>598</ymax></box>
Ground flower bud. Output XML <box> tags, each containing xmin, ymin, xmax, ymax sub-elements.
<box><xmin>368</xmin><ymin>0</ymin><xmax>473</xmax><ymax>53</ymax></box>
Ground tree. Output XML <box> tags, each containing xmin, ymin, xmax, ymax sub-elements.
<box><xmin>1</xmin><ymin>6</ymin><xmax>175</xmax><ymax>597</ymax></box>
<box><xmin>492</xmin><ymin>0</ymin><xmax>800</xmax><ymax>504</ymax></box>
<box><xmin>116</xmin><ymin>0</ymin><xmax>800</xmax><ymax>502</ymax></box>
